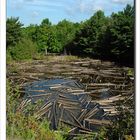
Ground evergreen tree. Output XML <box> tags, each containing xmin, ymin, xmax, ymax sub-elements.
<box><xmin>6</xmin><ymin>17</ymin><xmax>23</xmax><ymax>47</ymax></box>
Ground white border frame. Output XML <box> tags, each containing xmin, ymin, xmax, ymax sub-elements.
<box><xmin>0</xmin><ymin>0</ymin><xmax>6</xmax><ymax>139</ymax></box>
<box><xmin>0</xmin><ymin>0</ymin><xmax>139</xmax><ymax>140</ymax></box>
<box><xmin>136</xmin><ymin>0</ymin><xmax>140</xmax><ymax>139</ymax></box>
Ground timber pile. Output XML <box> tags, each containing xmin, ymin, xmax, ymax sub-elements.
<box><xmin>17</xmin><ymin>79</ymin><xmax>111</xmax><ymax>134</ymax></box>
<box><xmin>7</xmin><ymin>57</ymin><xmax>134</xmax><ymax>87</ymax></box>
<box><xmin>7</xmin><ymin>56</ymin><xmax>134</xmax><ymax>135</ymax></box>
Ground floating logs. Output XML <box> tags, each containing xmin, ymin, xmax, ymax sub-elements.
<box><xmin>8</xmin><ymin>57</ymin><xmax>134</xmax><ymax>137</ymax></box>
<box><xmin>18</xmin><ymin>79</ymin><xmax>112</xmax><ymax>134</ymax></box>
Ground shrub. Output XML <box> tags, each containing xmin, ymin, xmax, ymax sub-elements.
<box><xmin>7</xmin><ymin>80</ymin><xmax>66</xmax><ymax>140</ymax></box>
<box><xmin>8</xmin><ymin>39</ymin><xmax>38</xmax><ymax>60</ymax></box>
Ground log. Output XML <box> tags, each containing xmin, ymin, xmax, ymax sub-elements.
<box><xmin>35</xmin><ymin>103</ymin><xmax>52</xmax><ymax>119</ymax></box>
<box><xmin>60</xmin><ymin>119</ymin><xmax>92</xmax><ymax>132</ymax></box>
<box><xmin>87</xmin><ymin>88</ymin><xmax>110</xmax><ymax>93</ymax></box>
<box><xmin>27</xmin><ymin>93</ymin><xmax>52</xmax><ymax>98</ymax></box>
<box><xmin>85</xmin><ymin>119</ymin><xmax>111</xmax><ymax>125</ymax></box>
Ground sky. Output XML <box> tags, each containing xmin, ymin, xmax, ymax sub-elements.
<box><xmin>7</xmin><ymin>0</ymin><xmax>134</xmax><ymax>26</ymax></box>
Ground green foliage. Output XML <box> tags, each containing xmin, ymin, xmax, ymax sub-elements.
<box><xmin>7</xmin><ymin>80</ymin><xmax>66</xmax><ymax>140</ymax></box>
<box><xmin>98</xmin><ymin>97</ymin><xmax>135</xmax><ymax>140</ymax></box>
<box><xmin>7</xmin><ymin>38</ymin><xmax>38</xmax><ymax>60</ymax></box>
<box><xmin>55</xmin><ymin>20</ymin><xmax>80</xmax><ymax>51</ymax></box>
<box><xmin>22</xmin><ymin>24</ymin><xmax>38</xmax><ymax>41</ymax></box>
<box><xmin>6</xmin><ymin>80</ymin><xmax>21</xmax><ymax>114</ymax></box>
<box><xmin>109</xmin><ymin>4</ymin><xmax>134</xmax><ymax>64</ymax></box>
<box><xmin>41</xmin><ymin>18</ymin><xmax>52</xmax><ymax>26</ymax></box>
<box><xmin>68</xmin><ymin>5</ymin><xmax>134</xmax><ymax>66</ymax></box>
<box><xmin>24</xmin><ymin>22</ymin><xmax>62</xmax><ymax>53</ymax></box>
<box><xmin>6</xmin><ymin>17</ymin><xmax>23</xmax><ymax>47</ymax></box>
<box><xmin>6</xmin><ymin>51</ymin><xmax>13</xmax><ymax>63</ymax></box>
<box><xmin>6</xmin><ymin>4</ymin><xmax>134</xmax><ymax>65</ymax></box>
<box><xmin>45</xmin><ymin>29</ymin><xmax>62</xmax><ymax>53</ymax></box>
<box><xmin>124</xmin><ymin>135</ymin><xmax>134</xmax><ymax>140</ymax></box>
<box><xmin>96</xmin><ymin>127</ymin><xmax>108</xmax><ymax>140</ymax></box>
<box><xmin>69</xmin><ymin>10</ymin><xmax>109</xmax><ymax>56</ymax></box>
<box><xmin>127</xmin><ymin>68</ymin><xmax>134</xmax><ymax>76</ymax></box>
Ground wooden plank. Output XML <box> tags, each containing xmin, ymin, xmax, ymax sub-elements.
<box><xmin>35</xmin><ymin>102</ymin><xmax>52</xmax><ymax>119</ymax></box>
<box><xmin>78</xmin><ymin>109</ymin><xmax>88</xmax><ymax>121</ymax></box>
<box><xmin>27</xmin><ymin>93</ymin><xmax>52</xmax><ymax>98</ymax></box>
<box><xmin>88</xmin><ymin>83</ymin><xmax>116</xmax><ymax>87</ymax></box>
<box><xmin>69</xmin><ymin>112</ymin><xmax>83</xmax><ymax>127</ymax></box>
<box><xmin>87</xmin><ymin>88</ymin><xmax>110</xmax><ymax>93</ymax></box>
<box><xmin>85</xmin><ymin>118</ymin><xmax>111</xmax><ymax>125</ymax></box>
<box><xmin>84</xmin><ymin>104</ymin><xmax>99</xmax><ymax>119</ymax></box>
<box><xmin>60</xmin><ymin>119</ymin><xmax>92</xmax><ymax>132</ymax></box>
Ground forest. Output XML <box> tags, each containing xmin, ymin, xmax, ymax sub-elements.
<box><xmin>7</xmin><ymin>4</ymin><xmax>135</xmax><ymax>140</ymax></box>
<box><xmin>7</xmin><ymin>4</ymin><xmax>134</xmax><ymax>66</ymax></box>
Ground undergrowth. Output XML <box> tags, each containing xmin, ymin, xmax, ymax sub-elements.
<box><xmin>7</xmin><ymin>80</ymin><xmax>66</xmax><ymax>140</ymax></box>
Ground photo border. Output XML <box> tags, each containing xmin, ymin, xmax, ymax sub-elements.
<box><xmin>136</xmin><ymin>0</ymin><xmax>140</xmax><ymax>139</ymax></box>
<box><xmin>0</xmin><ymin>0</ymin><xmax>6</xmax><ymax>139</ymax></box>
<box><xmin>0</xmin><ymin>0</ymin><xmax>139</xmax><ymax>139</ymax></box>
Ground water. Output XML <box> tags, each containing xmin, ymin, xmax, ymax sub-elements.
<box><xmin>21</xmin><ymin>78</ymin><xmax>109</xmax><ymax>132</ymax></box>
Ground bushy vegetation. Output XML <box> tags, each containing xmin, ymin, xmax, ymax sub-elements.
<box><xmin>6</xmin><ymin>17</ymin><xmax>23</xmax><ymax>47</ymax></box>
<box><xmin>6</xmin><ymin>4</ymin><xmax>134</xmax><ymax>66</ymax></box>
<box><xmin>7</xmin><ymin>39</ymin><xmax>38</xmax><ymax>60</ymax></box>
<box><xmin>96</xmin><ymin>96</ymin><xmax>135</xmax><ymax>140</ymax></box>
<box><xmin>68</xmin><ymin>5</ymin><xmax>134</xmax><ymax>65</ymax></box>
<box><xmin>7</xmin><ymin>80</ymin><xmax>67</xmax><ymax>140</ymax></box>
<box><xmin>108</xmin><ymin>99</ymin><xmax>134</xmax><ymax>140</ymax></box>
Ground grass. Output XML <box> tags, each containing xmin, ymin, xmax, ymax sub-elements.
<box><xmin>6</xmin><ymin>80</ymin><xmax>67</xmax><ymax>140</ymax></box>
<box><xmin>7</xmin><ymin>54</ymin><xmax>80</xmax><ymax>64</ymax></box>
<box><xmin>127</xmin><ymin>68</ymin><xmax>134</xmax><ymax>76</ymax></box>
<box><xmin>45</xmin><ymin>55</ymin><xmax>80</xmax><ymax>62</ymax></box>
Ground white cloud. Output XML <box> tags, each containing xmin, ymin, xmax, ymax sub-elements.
<box><xmin>65</xmin><ymin>0</ymin><xmax>134</xmax><ymax>17</ymax></box>
<box><xmin>112</xmin><ymin>0</ymin><xmax>133</xmax><ymax>4</ymax></box>
<box><xmin>31</xmin><ymin>11</ymin><xmax>39</xmax><ymax>18</ymax></box>
<box><xmin>10</xmin><ymin>0</ymin><xmax>24</xmax><ymax>9</ymax></box>
<box><xmin>24</xmin><ymin>0</ymin><xmax>35</xmax><ymax>1</ymax></box>
<box><xmin>65</xmin><ymin>0</ymin><xmax>104</xmax><ymax>16</ymax></box>
<box><xmin>8</xmin><ymin>0</ymin><xmax>134</xmax><ymax>21</ymax></box>
<box><xmin>27</xmin><ymin>0</ymin><xmax>64</xmax><ymax>8</ymax></box>
<box><xmin>9</xmin><ymin>0</ymin><xmax>65</xmax><ymax>10</ymax></box>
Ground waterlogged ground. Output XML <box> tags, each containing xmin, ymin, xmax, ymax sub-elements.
<box><xmin>7</xmin><ymin>56</ymin><xmax>134</xmax><ymax>135</ymax></box>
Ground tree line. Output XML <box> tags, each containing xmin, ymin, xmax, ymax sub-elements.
<box><xmin>7</xmin><ymin>4</ymin><xmax>134</xmax><ymax>66</ymax></box>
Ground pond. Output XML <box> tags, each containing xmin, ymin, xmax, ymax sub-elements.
<box><xmin>9</xmin><ymin>57</ymin><xmax>134</xmax><ymax>135</ymax></box>
<box><xmin>18</xmin><ymin>78</ymin><xmax>111</xmax><ymax>133</ymax></box>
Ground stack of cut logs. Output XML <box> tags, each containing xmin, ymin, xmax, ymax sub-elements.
<box><xmin>17</xmin><ymin>79</ymin><xmax>111</xmax><ymax>134</ymax></box>
<box><xmin>7</xmin><ymin>57</ymin><xmax>134</xmax><ymax>136</ymax></box>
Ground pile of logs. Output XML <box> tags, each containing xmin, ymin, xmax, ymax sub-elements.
<box><xmin>7</xmin><ymin>57</ymin><xmax>134</xmax><ymax>136</ymax></box>
<box><xmin>17</xmin><ymin>79</ymin><xmax>112</xmax><ymax>134</ymax></box>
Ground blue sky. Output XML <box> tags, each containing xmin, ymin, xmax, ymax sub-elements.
<box><xmin>7</xmin><ymin>0</ymin><xmax>133</xmax><ymax>26</ymax></box>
